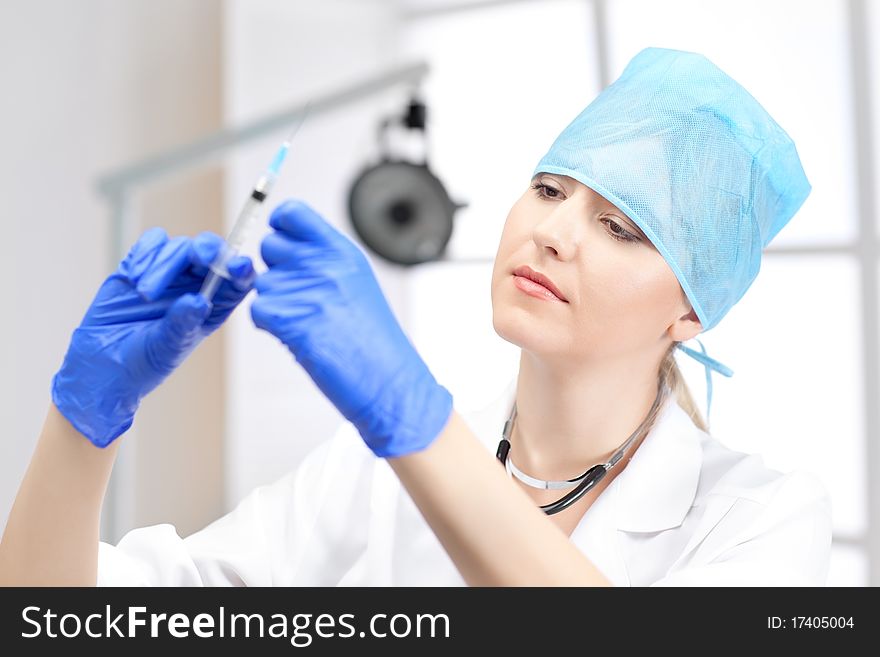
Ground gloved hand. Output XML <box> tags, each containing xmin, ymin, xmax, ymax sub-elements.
<box><xmin>251</xmin><ymin>200</ymin><xmax>453</xmax><ymax>458</ymax></box>
<box><xmin>52</xmin><ymin>228</ymin><xmax>255</xmax><ymax>448</ymax></box>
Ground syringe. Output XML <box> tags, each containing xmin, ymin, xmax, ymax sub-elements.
<box><xmin>200</xmin><ymin>102</ymin><xmax>311</xmax><ymax>302</ymax></box>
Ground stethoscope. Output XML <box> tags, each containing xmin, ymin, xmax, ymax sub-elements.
<box><xmin>495</xmin><ymin>380</ymin><xmax>668</xmax><ymax>516</ymax></box>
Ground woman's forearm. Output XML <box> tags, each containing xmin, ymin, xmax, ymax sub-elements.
<box><xmin>0</xmin><ymin>403</ymin><xmax>119</xmax><ymax>586</ymax></box>
<box><xmin>388</xmin><ymin>410</ymin><xmax>613</xmax><ymax>586</ymax></box>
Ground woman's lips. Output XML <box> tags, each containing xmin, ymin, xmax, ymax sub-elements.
<box><xmin>512</xmin><ymin>274</ymin><xmax>567</xmax><ymax>302</ymax></box>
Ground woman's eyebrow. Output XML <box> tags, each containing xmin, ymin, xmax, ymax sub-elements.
<box><xmin>533</xmin><ymin>172</ymin><xmax>561</xmax><ymax>186</ymax></box>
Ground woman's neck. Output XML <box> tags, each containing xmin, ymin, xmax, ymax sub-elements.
<box><xmin>510</xmin><ymin>349</ymin><xmax>663</xmax><ymax>481</ymax></box>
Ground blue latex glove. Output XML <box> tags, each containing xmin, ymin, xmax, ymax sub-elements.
<box><xmin>52</xmin><ymin>228</ymin><xmax>255</xmax><ymax>448</ymax></box>
<box><xmin>251</xmin><ymin>200</ymin><xmax>453</xmax><ymax>458</ymax></box>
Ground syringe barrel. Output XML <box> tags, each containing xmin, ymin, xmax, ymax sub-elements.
<box><xmin>197</xmin><ymin>239</ymin><xmax>242</xmax><ymax>302</ymax></box>
<box><xmin>225</xmin><ymin>195</ymin><xmax>265</xmax><ymax>251</ymax></box>
<box><xmin>198</xmin><ymin>241</ymin><xmax>239</xmax><ymax>301</ymax></box>
<box><xmin>199</xmin><ymin>270</ymin><xmax>224</xmax><ymax>302</ymax></box>
<box><xmin>199</xmin><ymin>167</ymin><xmax>279</xmax><ymax>302</ymax></box>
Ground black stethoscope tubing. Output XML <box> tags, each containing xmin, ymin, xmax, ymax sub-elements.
<box><xmin>495</xmin><ymin>381</ymin><xmax>667</xmax><ymax>516</ymax></box>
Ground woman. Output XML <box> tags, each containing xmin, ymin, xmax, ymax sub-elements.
<box><xmin>0</xmin><ymin>47</ymin><xmax>831</xmax><ymax>586</ymax></box>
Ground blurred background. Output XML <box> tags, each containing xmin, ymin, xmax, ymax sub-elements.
<box><xmin>1</xmin><ymin>0</ymin><xmax>877</xmax><ymax>586</ymax></box>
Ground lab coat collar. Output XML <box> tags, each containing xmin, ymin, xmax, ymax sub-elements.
<box><xmin>481</xmin><ymin>375</ymin><xmax>703</xmax><ymax>534</ymax></box>
<box><xmin>611</xmin><ymin>395</ymin><xmax>703</xmax><ymax>533</ymax></box>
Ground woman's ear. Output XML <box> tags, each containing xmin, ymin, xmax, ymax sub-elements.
<box><xmin>668</xmin><ymin>305</ymin><xmax>703</xmax><ymax>343</ymax></box>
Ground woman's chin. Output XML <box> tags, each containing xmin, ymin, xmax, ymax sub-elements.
<box><xmin>492</xmin><ymin>315</ymin><xmax>569</xmax><ymax>356</ymax></box>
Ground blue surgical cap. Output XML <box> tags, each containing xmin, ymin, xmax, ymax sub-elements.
<box><xmin>533</xmin><ymin>47</ymin><xmax>811</xmax><ymax>424</ymax></box>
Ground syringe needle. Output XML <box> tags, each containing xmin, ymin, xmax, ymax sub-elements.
<box><xmin>287</xmin><ymin>100</ymin><xmax>312</xmax><ymax>143</ymax></box>
<box><xmin>264</xmin><ymin>102</ymin><xmax>311</xmax><ymax>179</ymax></box>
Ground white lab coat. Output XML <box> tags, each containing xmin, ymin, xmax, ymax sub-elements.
<box><xmin>97</xmin><ymin>377</ymin><xmax>832</xmax><ymax>586</ymax></box>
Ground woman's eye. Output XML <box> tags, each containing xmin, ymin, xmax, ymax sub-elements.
<box><xmin>530</xmin><ymin>182</ymin><xmax>561</xmax><ymax>199</ymax></box>
<box><xmin>601</xmin><ymin>218</ymin><xmax>639</xmax><ymax>243</ymax></box>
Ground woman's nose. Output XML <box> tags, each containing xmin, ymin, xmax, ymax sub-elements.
<box><xmin>531</xmin><ymin>202</ymin><xmax>582</xmax><ymax>260</ymax></box>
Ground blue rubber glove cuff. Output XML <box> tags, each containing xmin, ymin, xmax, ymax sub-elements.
<box><xmin>347</xmin><ymin>361</ymin><xmax>454</xmax><ymax>458</ymax></box>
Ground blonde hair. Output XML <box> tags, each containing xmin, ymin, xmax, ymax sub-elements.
<box><xmin>659</xmin><ymin>341</ymin><xmax>708</xmax><ymax>433</ymax></box>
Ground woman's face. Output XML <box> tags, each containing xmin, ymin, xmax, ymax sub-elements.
<box><xmin>490</xmin><ymin>173</ymin><xmax>699</xmax><ymax>364</ymax></box>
